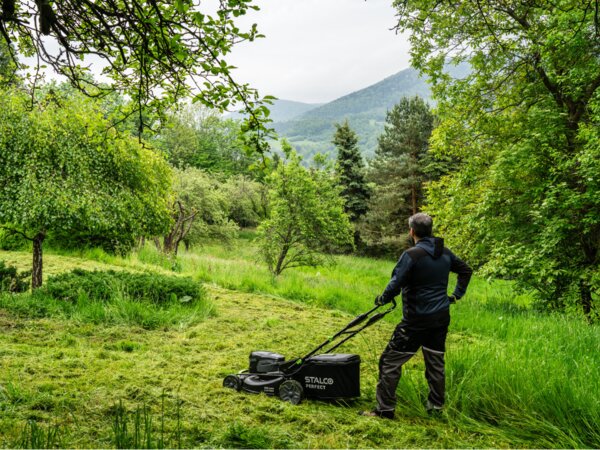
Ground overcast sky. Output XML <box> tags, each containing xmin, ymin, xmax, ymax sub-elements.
<box><xmin>227</xmin><ymin>0</ymin><xmax>412</xmax><ymax>104</ymax></box>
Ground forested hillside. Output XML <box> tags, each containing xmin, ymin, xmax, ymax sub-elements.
<box><xmin>273</xmin><ymin>68</ymin><xmax>431</xmax><ymax>159</ymax></box>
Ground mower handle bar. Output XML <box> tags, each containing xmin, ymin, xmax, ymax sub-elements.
<box><xmin>293</xmin><ymin>299</ymin><xmax>397</xmax><ymax>365</ymax></box>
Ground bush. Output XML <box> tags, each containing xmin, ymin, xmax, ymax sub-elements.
<box><xmin>43</xmin><ymin>269</ymin><xmax>204</xmax><ymax>304</ymax></box>
<box><xmin>0</xmin><ymin>260</ymin><xmax>30</xmax><ymax>293</ymax></box>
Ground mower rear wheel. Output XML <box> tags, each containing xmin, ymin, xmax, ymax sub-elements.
<box><xmin>279</xmin><ymin>380</ymin><xmax>303</xmax><ymax>405</ymax></box>
<box><xmin>223</xmin><ymin>375</ymin><xmax>241</xmax><ymax>391</ymax></box>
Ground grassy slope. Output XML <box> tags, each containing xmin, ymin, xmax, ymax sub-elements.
<box><xmin>1</xmin><ymin>244</ymin><xmax>599</xmax><ymax>448</ymax></box>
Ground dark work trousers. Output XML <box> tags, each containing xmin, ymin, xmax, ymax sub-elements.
<box><xmin>375</xmin><ymin>317</ymin><xmax>449</xmax><ymax>413</ymax></box>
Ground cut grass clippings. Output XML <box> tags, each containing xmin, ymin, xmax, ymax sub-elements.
<box><xmin>0</xmin><ymin>241</ymin><xmax>599</xmax><ymax>448</ymax></box>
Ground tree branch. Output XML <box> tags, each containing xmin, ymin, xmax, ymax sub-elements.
<box><xmin>1</xmin><ymin>225</ymin><xmax>33</xmax><ymax>241</ymax></box>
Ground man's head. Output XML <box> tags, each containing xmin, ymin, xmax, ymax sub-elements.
<box><xmin>408</xmin><ymin>213</ymin><xmax>433</xmax><ymax>240</ymax></box>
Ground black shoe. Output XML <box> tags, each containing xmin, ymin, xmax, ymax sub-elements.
<box><xmin>359</xmin><ymin>409</ymin><xmax>395</xmax><ymax>420</ymax></box>
<box><xmin>426</xmin><ymin>401</ymin><xmax>444</xmax><ymax>416</ymax></box>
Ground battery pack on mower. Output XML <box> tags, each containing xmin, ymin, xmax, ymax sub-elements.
<box><xmin>295</xmin><ymin>353</ymin><xmax>360</xmax><ymax>399</ymax></box>
<box><xmin>249</xmin><ymin>351</ymin><xmax>285</xmax><ymax>373</ymax></box>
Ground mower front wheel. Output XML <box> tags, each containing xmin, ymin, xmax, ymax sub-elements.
<box><xmin>279</xmin><ymin>380</ymin><xmax>303</xmax><ymax>405</ymax></box>
<box><xmin>223</xmin><ymin>375</ymin><xmax>241</xmax><ymax>391</ymax></box>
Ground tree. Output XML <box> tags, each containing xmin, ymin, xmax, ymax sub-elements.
<box><xmin>156</xmin><ymin>168</ymin><xmax>238</xmax><ymax>255</ymax></box>
<box><xmin>258</xmin><ymin>143</ymin><xmax>353</xmax><ymax>276</ymax></box>
<box><xmin>155</xmin><ymin>104</ymin><xmax>257</xmax><ymax>174</ymax></box>
<box><xmin>395</xmin><ymin>1</ymin><xmax>600</xmax><ymax>318</ymax></box>
<box><xmin>0</xmin><ymin>38</ymin><xmax>17</xmax><ymax>86</ymax></box>
<box><xmin>0</xmin><ymin>89</ymin><xmax>172</xmax><ymax>288</ymax></box>
<box><xmin>333</xmin><ymin>120</ymin><xmax>370</xmax><ymax>223</ymax></box>
<box><xmin>360</xmin><ymin>96</ymin><xmax>435</xmax><ymax>256</ymax></box>
<box><xmin>0</xmin><ymin>0</ymin><xmax>272</xmax><ymax>144</ymax></box>
<box><xmin>222</xmin><ymin>175</ymin><xmax>269</xmax><ymax>228</ymax></box>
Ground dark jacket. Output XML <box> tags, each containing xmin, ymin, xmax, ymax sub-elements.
<box><xmin>380</xmin><ymin>237</ymin><xmax>472</xmax><ymax>324</ymax></box>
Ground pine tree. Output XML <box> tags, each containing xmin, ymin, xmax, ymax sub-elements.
<box><xmin>360</xmin><ymin>96</ymin><xmax>435</xmax><ymax>256</ymax></box>
<box><xmin>333</xmin><ymin>120</ymin><xmax>370</xmax><ymax>223</ymax></box>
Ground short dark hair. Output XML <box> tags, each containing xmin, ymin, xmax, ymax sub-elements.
<box><xmin>408</xmin><ymin>213</ymin><xmax>433</xmax><ymax>238</ymax></box>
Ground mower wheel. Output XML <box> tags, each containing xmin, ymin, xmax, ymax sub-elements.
<box><xmin>278</xmin><ymin>380</ymin><xmax>303</xmax><ymax>405</ymax></box>
<box><xmin>223</xmin><ymin>375</ymin><xmax>241</xmax><ymax>391</ymax></box>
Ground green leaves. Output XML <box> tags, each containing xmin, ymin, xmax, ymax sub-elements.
<box><xmin>1</xmin><ymin>0</ymin><xmax>272</xmax><ymax>149</ymax></box>
<box><xmin>258</xmin><ymin>147</ymin><xmax>354</xmax><ymax>276</ymax></box>
<box><xmin>396</xmin><ymin>1</ymin><xmax>600</xmax><ymax>316</ymax></box>
<box><xmin>0</xmin><ymin>87</ymin><xmax>172</xmax><ymax>254</ymax></box>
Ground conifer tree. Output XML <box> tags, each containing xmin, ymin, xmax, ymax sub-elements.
<box><xmin>360</xmin><ymin>96</ymin><xmax>434</xmax><ymax>256</ymax></box>
<box><xmin>333</xmin><ymin>121</ymin><xmax>370</xmax><ymax>223</ymax></box>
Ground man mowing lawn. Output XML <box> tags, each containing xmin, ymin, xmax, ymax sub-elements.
<box><xmin>361</xmin><ymin>213</ymin><xmax>472</xmax><ymax>419</ymax></box>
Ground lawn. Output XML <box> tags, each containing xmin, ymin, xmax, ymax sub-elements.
<box><xmin>0</xmin><ymin>238</ymin><xmax>598</xmax><ymax>448</ymax></box>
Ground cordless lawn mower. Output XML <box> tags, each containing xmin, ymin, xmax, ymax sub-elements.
<box><xmin>223</xmin><ymin>299</ymin><xmax>396</xmax><ymax>405</ymax></box>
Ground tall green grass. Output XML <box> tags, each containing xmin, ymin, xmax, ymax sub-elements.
<box><xmin>13</xmin><ymin>420</ymin><xmax>63</xmax><ymax>449</ymax></box>
<box><xmin>0</xmin><ymin>290</ymin><xmax>214</xmax><ymax>330</ymax></box>
<box><xmin>134</xmin><ymin>238</ymin><xmax>600</xmax><ymax>448</ymax></box>
<box><xmin>4</xmin><ymin>236</ymin><xmax>599</xmax><ymax>447</ymax></box>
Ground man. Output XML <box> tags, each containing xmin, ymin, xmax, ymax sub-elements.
<box><xmin>361</xmin><ymin>213</ymin><xmax>472</xmax><ymax>419</ymax></box>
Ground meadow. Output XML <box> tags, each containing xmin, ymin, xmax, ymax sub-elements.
<box><xmin>0</xmin><ymin>234</ymin><xmax>598</xmax><ymax>448</ymax></box>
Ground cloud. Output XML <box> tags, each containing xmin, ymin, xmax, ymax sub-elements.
<box><xmin>228</xmin><ymin>0</ymin><xmax>412</xmax><ymax>104</ymax></box>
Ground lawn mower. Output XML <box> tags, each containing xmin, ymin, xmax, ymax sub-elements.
<box><xmin>222</xmin><ymin>299</ymin><xmax>396</xmax><ymax>405</ymax></box>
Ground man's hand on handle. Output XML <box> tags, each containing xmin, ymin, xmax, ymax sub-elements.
<box><xmin>375</xmin><ymin>295</ymin><xmax>388</xmax><ymax>306</ymax></box>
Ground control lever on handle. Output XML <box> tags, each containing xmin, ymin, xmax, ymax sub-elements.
<box><xmin>346</xmin><ymin>312</ymin><xmax>369</xmax><ymax>329</ymax></box>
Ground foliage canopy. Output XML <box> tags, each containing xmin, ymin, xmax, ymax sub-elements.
<box><xmin>0</xmin><ymin>88</ymin><xmax>172</xmax><ymax>286</ymax></box>
<box><xmin>258</xmin><ymin>144</ymin><xmax>353</xmax><ymax>276</ymax></box>
<box><xmin>0</xmin><ymin>0</ymin><xmax>272</xmax><ymax>144</ymax></box>
<box><xmin>395</xmin><ymin>0</ymin><xmax>600</xmax><ymax>317</ymax></box>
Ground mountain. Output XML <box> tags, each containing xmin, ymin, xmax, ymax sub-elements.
<box><xmin>272</xmin><ymin>68</ymin><xmax>431</xmax><ymax>160</ymax></box>
<box><xmin>229</xmin><ymin>99</ymin><xmax>323</xmax><ymax>123</ymax></box>
<box><xmin>267</xmin><ymin>99</ymin><xmax>324</xmax><ymax>122</ymax></box>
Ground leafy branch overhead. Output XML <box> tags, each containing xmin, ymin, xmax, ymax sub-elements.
<box><xmin>0</xmin><ymin>0</ymin><xmax>274</xmax><ymax>143</ymax></box>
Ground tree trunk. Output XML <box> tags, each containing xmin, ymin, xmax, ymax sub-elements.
<box><xmin>411</xmin><ymin>185</ymin><xmax>417</xmax><ymax>215</ymax></box>
<box><xmin>274</xmin><ymin>245</ymin><xmax>289</xmax><ymax>276</ymax></box>
<box><xmin>163</xmin><ymin>234</ymin><xmax>175</xmax><ymax>254</ymax></box>
<box><xmin>32</xmin><ymin>231</ymin><xmax>46</xmax><ymax>289</ymax></box>
<box><xmin>580</xmin><ymin>280</ymin><xmax>594</xmax><ymax>323</ymax></box>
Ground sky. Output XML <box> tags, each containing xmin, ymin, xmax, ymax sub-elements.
<box><xmin>227</xmin><ymin>0</ymin><xmax>412</xmax><ymax>104</ymax></box>
<box><xmin>21</xmin><ymin>0</ymin><xmax>412</xmax><ymax>105</ymax></box>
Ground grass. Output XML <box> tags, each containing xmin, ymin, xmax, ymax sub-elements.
<box><xmin>0</xmin><ymin>289</ymin><xmax>214</xmax><ymax>331</ymax></box>
<box><xmin>0</xmin><ymin>236</ymin><xmax>599</xmax><ymax>448</ymax></box>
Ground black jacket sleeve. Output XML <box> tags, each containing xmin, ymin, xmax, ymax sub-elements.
<box><xmin>448</xmin><ymin>250</ymin><xmax>473</xmax><ymax>299</ymax></box>
<box><xmin>380</xmin><ymin>252</ymin><xmax>414</xmax><ymax>302</ymax></box>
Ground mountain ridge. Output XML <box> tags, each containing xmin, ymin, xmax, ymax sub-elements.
<box><xmin>272</xmin><ymin>67</ymin><xmax>432</xmax><ymax>159</ymax></box>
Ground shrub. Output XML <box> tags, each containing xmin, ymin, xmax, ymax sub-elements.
<box><xmin>0</xmin><ymin>261</ymin><xmax>30</xmax><ymax>293</ymax></box>
<box><xmin>43</xmin><ymin>269</ymin><xmax>204</xmax><ymax>304</ymax></box>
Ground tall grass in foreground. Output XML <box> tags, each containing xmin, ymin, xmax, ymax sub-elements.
<box><xmin>13</xmin><ymin>420</ymin><xmax>63</xmax><ymax>449</ymax></box>
<box><xmin>9</xmin><ymin>238</ymin><xmax>599</xmax><ymax>447</ymax></box>
<box><xmin>449</xmin><ymin>305</ymin><xmax>599</xmax><ymax>447</ymax></box>
<box><xmin>161</xmin><ymin>240</ymin><xmax>600</xmax><ymax>448</ymax></box>
<box><xmin>111</xmin><ymin>398</ymin><xmax>182</xmax><ymax>449</ymax></box>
